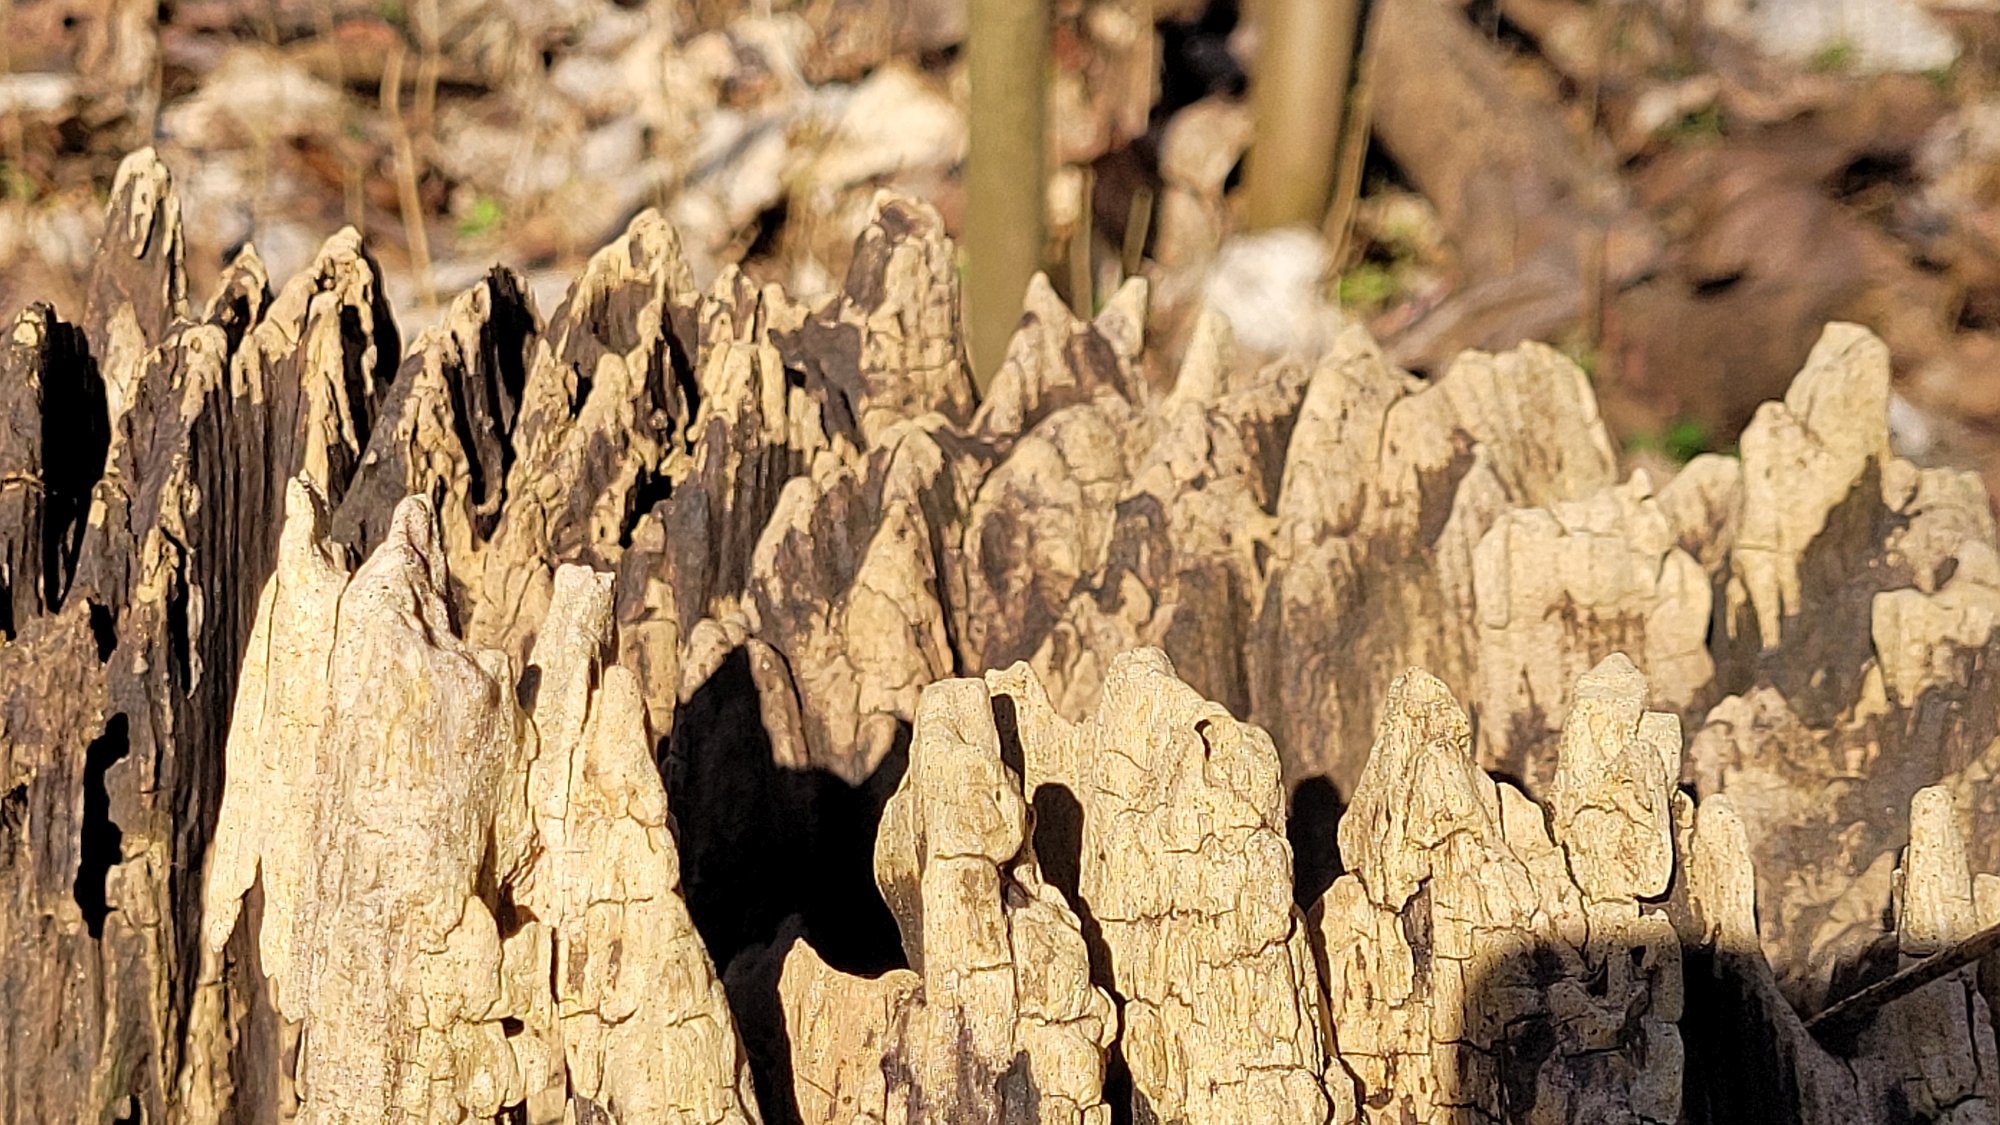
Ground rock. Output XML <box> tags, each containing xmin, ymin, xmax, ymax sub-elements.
<box><xmin>1707</xmin><ymin>0</ymin><xmax>1960</xmax><ymax>73</ymax></box>
<box><xmin>1150</xmin><ymin>96</ymin><xmax>1254</xmax><ymax>270</ymax></box>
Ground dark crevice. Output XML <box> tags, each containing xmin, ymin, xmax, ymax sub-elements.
<box><xmin>742</xmin><ymin>198</ymin><xmax>789</xmax><ymax>264</ymax></box>
<box><xmin>620</xmin><ymin>472</ymin><xmax>675</xmax><ymax>551</ymax></box>
<box><xmin>447</xmin><ymin>268</ymin><xmax>535</xmax><ymax>540</ymax></box>
<box><xmin>75</xmin><ymin>713</ymin><xmax>130</xmax><ymax>940</ymax></box>
<box><xmin>331</xmin><ymin>302</ymin><xmax>387</xmax><ymax>508</ymax></box>
<box><xmin>1827</xmin><ymin>152</ymin><xmax>1914</xmax><ymax>209</ymax></box>
<box><xmin>165</xmin><ymin>571</ymin><xmax>194</xmax><ymax>692</ymax></box>
<box><xmin>515</xmin><ymin>664</ymin><xmax>542</xmax><ymax>712</ymax></box>
<box><xmin>616</xmin><ymin>310</ymin><xmax>696</xmax><ymax>553</ymax></box>
<box><xmin>1403</xmin><ymin>879</ymin><xmax>1435</xmax><ymax>996</ymax></box>
<box><xmin>1693</xmin><ymin>270</ymin><xmax>1747</xmax><ymax>298</ymax></box>
<box><xmin>667</xmin><ymin>304</ymin><xmax>702</xmax><ymax>430</ymax></box>
<box><xmin>0</xmin><ymin>783</ymin><xmax>26</xmax><ymax>840</ymax></box>
<box><xmin>1461</xmin><ymin>0</ymin><xmax>1550</xmax><ymax>55</ymax></box>
<box><xmin>37</xmin><ymin>311</ymin><xmax>110</xmax><ymax>619</ymax></box>
<box><xmin>1679</xmin><ymin>948</ymin><xmax>1808</xmax><ymax>1123</ymax></box>
<box><xmin>1154</xmin><ymin>0</ymin><xmax>1244</xmax><ymax>123</ymax></box>
<box><xmin>88</xmin><ymin>599</ymin><xmax>117</xmax><ymax>662</ymax></box>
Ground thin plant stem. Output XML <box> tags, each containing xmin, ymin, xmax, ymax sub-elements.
<box><xmin>1242</xmin><ymin>0</ymin><xmax>1361</xmax><ymax>231</ymax></box>
<box><xmin>1069</xmin><ymin>165</ymin><xmax>1095</xmax><ymax>318</ymax></box>
<box><xmin>383</xmin><ymin>46</ymin><xmax>437</xmax><ymax>314</ymax></box>
<box><xmin>965</xmin><ymin>0</ymin><xmax>1050</xmax><ymax>390</ymax></box>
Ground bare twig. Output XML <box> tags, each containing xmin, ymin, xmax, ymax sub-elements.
<box><xmin>1805</xmin><ymin>919</ymin><xmax>2000</xmax><ymax>1044</ymax></box>
<box><xmin>1321</xmin><ymin>11</ymin><xmax>1378</xmax><ymax>268</ymax></box>
<box><xmin>382</xmin><ymin>46</ymin><xmax>437</xmax><ymax>314</ymax></box>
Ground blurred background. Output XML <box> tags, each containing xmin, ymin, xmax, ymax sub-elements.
<box><xmin>5</xmin><ymin>0</ymin><xmax>2000</xmax><ymax>490</ymax></box>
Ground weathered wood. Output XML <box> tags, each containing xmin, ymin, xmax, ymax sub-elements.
<box><xmin>4</xmin><ymin>147</ymin><xmax>2000</xmax><ymax>1124</ymax></box>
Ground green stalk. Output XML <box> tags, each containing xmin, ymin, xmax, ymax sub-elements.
<box><xmin>965</xmin><ymin>0</ymin><xmax>1049</xmax><ymax>389</ymax></box>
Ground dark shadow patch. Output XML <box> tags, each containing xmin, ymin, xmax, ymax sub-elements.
<box><xmin>455</xmin><ymin>268</ymin><xmax>536</xmax><ymax>538</ymax></box>
<box><xmin>515</xmin><ymin>665</ymin><xmax>542</xmax><ymax>712</ymax></box>
<box><xmin>1287</xmin><ymin>775</ymin><xmax>1345</xmax><ymax>910</ymax></box>
<box><xmin>665</xmin><ymin>647</ymin><xmax>907</xmax><ymax>977</ymax></box>
<box><xmin>1692</xmin><ymin>270</ymin><xmax>1747</xmax><ymax>298</ymax></box>
<box><xmin>1402</xmin><ymin>879</ymin><xmax>1434</xmax><ymax>995</ymax></box>
<box><xmin>993</xmin><ymin>694</ymin><xmax>1025</xmax><ymax>780</ymax></box>
<box><xmin>1031</xmin><ymin>784</ymin><xmax>1084</xmax><ymax>915</ymax></box>
<box><xmin>842</xmin><ymin>200</ymin><xmax>924</xmax><ymax>315</ymax></box>
<box><xmin>742</xmin><ymin>198</ymin><xmax>790</xmax><ymax>264</ymax></box>
<box><xmin>1025</xmin><ymin>776</ymin><xmax>1137</xmax><ymax>1124</ymax></box>
<box><xmin>1155</xmin><ymin>0</ymin><xmax>1245</xmax><ymax>124</ymax></box>
<box><xmin>74</xmin><ymin>713</ymin><xmax>130</xmax><ymax>939</ymax></box>
<box><xmin>723</xmin><ymin>922</ymin><xmax>807</xmax><ymax>1125</ymax></box>
<box><xmin>164</xmin><ymin>571</ymin><xmax>193</xmax><ymax>692</ymax></box>
<box><xmin>569</xmin><ymin>1093</ymin><xmax>613</xmax><ymax>1125</ymax></box>
<box><xmin>996</xmin><ymin>1051</ymin><xmax>1040</xmax><ymax>1124</ymax></box>
<box><xmin>1827</xmin><ymin>151</ymin><xmax>1914</xmax><ymax>210</ymax></box>
<box><xmin>767</xmin><ymin>319</ymin><xmax>866</xmax><ymax>448</ymax></box>
<box><xmin>1456</xmin><ymin>930</ymin><xmax>1678</xmax><ymax>1122</ymax></box>
<box><xmin>1497</xmin><ymin>1006</ymin><xmax>1559</xmax><ymax>1118</ymax></box>
<box><xmin>1122</xmin><ymin>1058</ymin><xmax>1157</xmax><ymax>1125</ymax></box>
<box><xmin>1414</xmin><ymin>429</ymin><xmax>1478</xmax><ymax>547</ymax></box>
<box><xmin>1158</xmin><ymin>564</ymin><xmax>1252</xmax><ymax>722</ymax></box>
<box><xmin>1678</xmin><ymin>947</ymin><xmax>1810</xmax><ymax>1124</ymax></box>
<box><xmin>1745</xmin><ymin>460</ymin><xmax>1907</xmax><ymax>721</ymax></box>
<box><xmin>219</xmin><ymin>874</ymin><xmax>288</xmax><ymax>1122</ymax></box>
<box><xmin>14</xmin><ymin>309</ymin><xmax>109</xmax><ymax>624</ymax></box>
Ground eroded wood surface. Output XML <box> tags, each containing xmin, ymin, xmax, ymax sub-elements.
<box><xmin>4</xmin><ymin>149</ymin><xmax>2000</xmax><ymax>1123</ymax></box>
